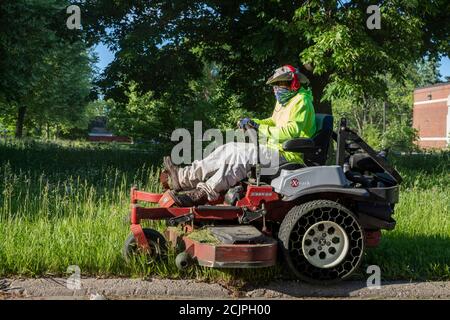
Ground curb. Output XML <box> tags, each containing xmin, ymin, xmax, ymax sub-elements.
<box><xmin>1</xmin><ymin>278</ymin><xmax>450</xmax><ymax>300</ymax></box>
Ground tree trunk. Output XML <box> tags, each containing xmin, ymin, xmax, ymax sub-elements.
<box><xmin>301</xmin><ymin>65</ymin><xmax>332</xmax><ymax>114</ymax></box>
<box><xmin>15</xmin><ymin>106</ymin><xmax>27</xmax><ymax>138</ymax></box>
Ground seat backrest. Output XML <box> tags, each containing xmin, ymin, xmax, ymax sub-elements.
<box><xmin>315</xmin><ymin>113</ymin><xmax>333</xmax><ymax>134</ymax></box>
<box><xmin>303</xmin><ymin>114</ymin><xmax>333</xmax><ymax>166</ymax></box>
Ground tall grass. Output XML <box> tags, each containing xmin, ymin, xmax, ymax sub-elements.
<box><xmin>364</xmin><ymin>152</ymin><xmax>450</xmax><ymax>280</ymax></box>
<box><xmin>0</xmin><ymin>139</ymin><xmax>164</xmax><ymax>277</ymax></box>
<box><xmin>0</xmin><ymin>139</ymin><xmax>449</xmax><ymax>281</ymax></box>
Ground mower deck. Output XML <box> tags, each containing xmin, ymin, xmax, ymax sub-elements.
<box><xmin>166</xmin><ymin>226</ymin><xmax>277</xmax><ymax>268</ymax></box>
<box><xmin>129</xmin><ymin>187</ymin><xmax>278</xmax><ymax>268</ymax></box>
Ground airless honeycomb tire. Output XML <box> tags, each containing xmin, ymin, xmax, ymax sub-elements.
<box><xmin>278</xmin><ymin>200</ymin><xmax>365</xmax><ymax>284</ymax></box>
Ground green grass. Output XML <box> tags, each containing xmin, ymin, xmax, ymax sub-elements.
<box><xmin>364</xmin><ymin>152</ymin><xmax>450</xmax><ymax>281</ymax></box>
<box><xmin>187</xmin><ymin>228</ymin><xmax>221</xmax><ymax>244</ymax></box>
<box><xmin>0</xmin><ymin>139</ymin><xmax>448</xmax><ymax>283</ymax></box>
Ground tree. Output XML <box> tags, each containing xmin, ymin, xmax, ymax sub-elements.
<box><xmin>107</xmin><ymin>82</ymin><xmax>173</xmax><ymax>141</ymax></box>
<box><xmin>0</xmin><ymin>0</ymin><xmax>94</xmax><ymax>138</ymax></box>
<box><xmin>78</xmin><ymin>0</ymin><xmax>449</xmax><ymax>116</ymax></box>
<box><xmin>106</xmin><ymin>63</ymin><xmax>250</xmax><ymax>142</ymax></box>
<box><xmin>295</xmin><ymin>0</ymin><xmax>448</xmax><ymax>104</ymax></box>
<box><xmin>31</xmin><ymin>43</ymin><xmax>94</xmax><ymax>136</ymax></box>
<box><xmin>332</xmin><ymin>57</ymin><xmax>441</xmax><ymax>151</ymax></box>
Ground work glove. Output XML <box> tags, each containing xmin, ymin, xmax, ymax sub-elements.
<box><xmin>238</xmin><ymin>118</ymin><xmax>259</xmax><ymax>130</ymax></box>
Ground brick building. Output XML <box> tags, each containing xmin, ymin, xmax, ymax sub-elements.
<box><xmin>413</xmin><ymin>82</ymin><xmax>450</xmax><ymax>149</ymax></box>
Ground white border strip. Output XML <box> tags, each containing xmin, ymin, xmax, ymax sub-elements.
<box><xmin>447</xmin><ymin>95</ymin><xmax>450</xmax><ymax>145</ymax></box>
<box><xmin>419</xmin><ymin>137</ymin><xmax>447</xmax><ymax>141</ymax></box>
<box><xmin>414</xmin><ymin>98</ymin><xmax>448</xmax><ymax>105</ymax></box>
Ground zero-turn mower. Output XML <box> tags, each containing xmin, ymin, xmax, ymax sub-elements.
<box><xmin>123</xmin><ymin>115</ymin><xmax>402</xmax><ymax>284</ymax></box>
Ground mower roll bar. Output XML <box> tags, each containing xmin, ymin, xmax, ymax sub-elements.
<box><xmin>334</xmin><ymin>118</ymin><xmax>402</xmax><ymax>184</ymax></box>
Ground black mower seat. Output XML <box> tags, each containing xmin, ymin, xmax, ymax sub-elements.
<box><xmin>282</xmin><ymin>113</ymin><xmax>333</xmax><ymax>166</ymax></box>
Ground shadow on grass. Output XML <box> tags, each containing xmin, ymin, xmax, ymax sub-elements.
<box><xmin>364</xmin><ymin>232</ymin><xmax>450</xmax><ymax>281</ymax></box>
<box><xmin>227</xmin><ymin>232</ymin><xmax>450</xmax><ymax>297</ymax></box>
<box><xmin>0</xmin><ymin>140</ymin><xmax>166</xmax><ymax>175</ymax></box>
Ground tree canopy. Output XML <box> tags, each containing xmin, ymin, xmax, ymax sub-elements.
<box><xmin>78</xmin><ymin>0</ymin><xmax>449</xmax><ymax>114</ymax></box>
<box><xmin>0</xmin><ymin>0</ymin><xmax>94</xmax><ymax>137</ymax></box>
<box><xmin>0</xmin><ymin>0</ymin><xmax>448</xmax><ymax>149</ymax></box>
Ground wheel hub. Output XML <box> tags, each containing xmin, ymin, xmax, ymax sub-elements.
<box><xmin>301</xmin><ymin>221</ymin><xmax>349</xmax><ymax>268</ymax></box>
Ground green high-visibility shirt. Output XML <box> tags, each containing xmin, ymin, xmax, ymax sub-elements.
<box><xmin>254</xmin><ymin>87</ymin><xmax>316</xmax><ymax>164</ymax></box>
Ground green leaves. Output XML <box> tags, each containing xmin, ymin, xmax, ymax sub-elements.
<box><xmin>0</xmin><ymin>0</ymin><xmax>93</xmax><ymax>137</ymax></box>
<box><xmin>2</xmin><ymin>1</ymin><xmax>448</xmax><ymax>139</ymax></box>
<box><xmin>79</xmin><ymin>0</ymin><xmax>448</xmax><ymax>117</ymax></box>
<box><xmin>294</xmin><ymin>0</ymin><xmax>443</xmax><ymax>105</ymax></box>
<box><xmin>332</xmin><ymin>57</ymin><xmax>440</xmax><ymax>152</ymax></box>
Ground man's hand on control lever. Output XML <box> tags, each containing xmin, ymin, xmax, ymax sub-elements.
<box><xmin>238</xmin><ymin>118</ymin><xmax>259</xmax><ymax>131</ymax></box>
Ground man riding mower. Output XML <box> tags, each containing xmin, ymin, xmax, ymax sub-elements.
<box><xmin>160</xmin><ymin>65</ymin><xmax>316</xmax><ymax>207</ymax></box>
<box><xmin>124</xmin><ymin>65</ymin><xmax>402</xmax><ymax>284</ymax></box>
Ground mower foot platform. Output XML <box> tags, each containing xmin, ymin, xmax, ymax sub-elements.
<box><xmin>207</xmin><ymin>225</ymin><xmax>269</xmax><ymax>244</ymax></box>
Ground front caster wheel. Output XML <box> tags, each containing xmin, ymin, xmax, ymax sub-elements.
<box><xmin>123</xmin><ymin>228</ymin><xmax>167</xmax><ymax>263</ymax></box>
<box><xmin>278</xmin><ymin>200</ymin><xmax>365</xmax><ymax>284</ymax></box>
<box><xmin>175</xmin><ymin>252</ymin><xmax>192</xmax><ymax>271</ymax></box>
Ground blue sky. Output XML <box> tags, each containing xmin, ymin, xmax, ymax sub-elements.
<box><xmin>440</xmin><ymin>56</ymin><xmax>450</xmax><ymax>79</ymax></box>
<box><xmin>93</xmin><ymin>43</ymin><xmax>115</xmax><ymax>71</ymax></box>
<box><xmin>94</xmin><ymin>43</ymin><xmax>450</xmax><ymax>80</ymax></box>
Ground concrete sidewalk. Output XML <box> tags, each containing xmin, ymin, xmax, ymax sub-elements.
<box><xmin>1</xmin><ymin>278</ymin><xmax>449</xmax><ymax>300</ymax></box>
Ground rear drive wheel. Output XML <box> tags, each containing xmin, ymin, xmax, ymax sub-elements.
<box><xmin>278</xmin><ymin>200</ymin><xmax>364</xmax><ymax>284</ymax></box>
<box><xmin>123</xmin><ymin>228</ymin><xmax>167</xmax><ymax>263</ymax></box>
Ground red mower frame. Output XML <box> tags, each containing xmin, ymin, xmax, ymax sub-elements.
<box><xmin>128</xmin><ymin>185</ymin><xmax>382</xmax><ymax>268</ymax></box>
<box><xmin>129</xmin><ymin>185</ymin><xmax>287</xmax><ymax>267</ymax></box>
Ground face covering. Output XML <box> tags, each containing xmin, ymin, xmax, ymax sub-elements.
<box><xmin>273</xmin><ymin>86</ymin><xmax>298</xmax><ymax>106</ymax></box>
